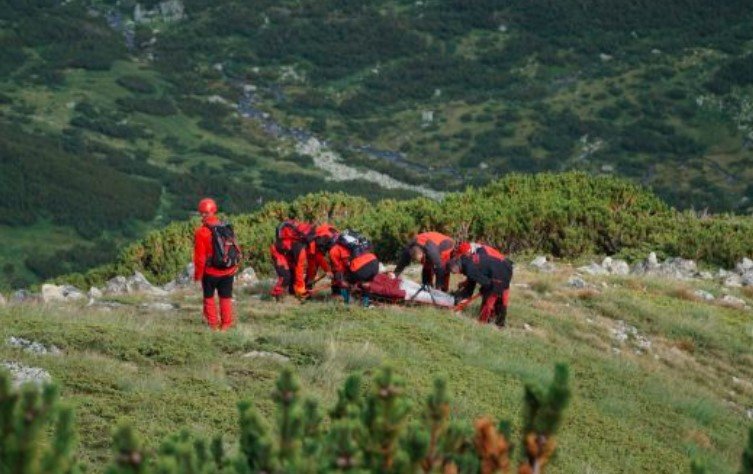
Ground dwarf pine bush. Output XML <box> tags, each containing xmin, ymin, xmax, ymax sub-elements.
<box><xmin>62</xmin><ymin>172</ymin><xmax>753</xmax><ymax>288</ymax></box>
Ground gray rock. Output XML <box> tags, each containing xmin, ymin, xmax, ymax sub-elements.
<box><xmin>7</xmin><ymin>337</ymin><xmax>61</xmax><ymax>356</ymax></box>
<box><xmin>567</xmin><ymin>277</ymin><xmax>587</xmax><ymax>289</ymax></box>
<box><xmin>647</xmin><ymin>252</ymin><xmax>659</xmax><ymax>269</ymax></box>
<box><xmin>139</xmin><ymin>302</ymin><xmax>176</xmax><ymax>311</ymax></box>
<box><xmin>163</xmin><ymin>262</ymin><xmax>194</xmax><ymax>291</ymax></box>
<box><xmin>105</xmin><ymin>276</ymin><xmax>128</xmax><ymax>295</ymax></box>
<box><xmin>724</xmin><ymin>274</ymin><xmax>743</xmax><ymax>288</ymax></box>
<box><xmin>11</xmin><ymin>290</ymin><xmax>39</xmax><ymax>304</ymax></box>
<box><xmin>742</xmin><ymin>271</ymin><xmax>753</xmax><ymax>287</ymax></box>
<box><xmin>531</xmin><ymin>257</ymin><xmax>555</xmax><ymax>272</ymax></box>
<box><xmin>722</xmin><ymin>295</ymin><xmax>746</xmax><ymax>307</ymax></box>
<box><xmin>699</xmin><ymin>271</ymin><xmax>714</xmax><ymax>280</ymax></box>
<box><xmin>530</xmin><ymin>256</ymin><xmax>549</xmax><ymax>269</ymax></box>
<box><xmin>694</xmin><ymin>290</ymin><xmax>715</xmax><ymax>301</ymax></box>
<box><xmin>578</xmin><ymin>263</ymin><xmax>609</xmax><ymax>276</ymax></box>
<box><xmin>236</xmin><ymin>267</ymin><xmax>259</xmax><ymax>287</ymax></box>
<box><xmin>88</xmin><ymin>287</ymin><xmax>103</xmax><ymax>300</ymax></box>
<box><xmin>736</xmin><ymin>258</ymin><xmax>753</xmax><ymax>274</ymax></box>
<box><xmin>105</xmin><ymin>272</ymin><xmax>167</xmax><ymax>296</ymax></box>
<box><xmin>41</xmin><ymin>284</ymin><xmax>85</xmax><ymax>303</ymax></box>
<box><xmin>602</xmin><ymin>257</ymin><xmax>630</xmax><ymax>275</ymax></box>
<box><xmin>243</xmin><ymin>351</ymin><xmax>290</xmax><ymax>363</ymax></box>
<box><xmin>1</xmin><ymin>361</ymin><xmax>52</xmax><ymax>388</ymax></box>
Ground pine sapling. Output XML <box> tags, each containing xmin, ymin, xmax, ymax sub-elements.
<box><xmin>362</xmin><ymin>367</ymin><xmax>410</xmax><ymax>472</ymax></box>
<box><xmin>422</xmin><ymin>378</ymin><xmax>451</xmax><ymax>471</ymax></box>
<box><xmin>106</xmin><ymin>424</ymin><xmax>148</xmax><ymax>474</ymax></box>
<box><xmin>473</xmin><ymin>417</ymin><xmax>510</xmax><ymax>474</ymax></box>
<box><xmin>272</xmin><ymin>368</ymin><xmax>303</xmax><ymax>468</ymax></box>
<box><xmin>519</xmin><ymin>364</ymin><xmax>571</xmax><ymax>474</ymax></box>
<box><xmin>330</xmin><ymin>374</ymin><xmax>363</xmax><ymax>421</ymax></box>
<box><xmin>237</xmin><ymin>400</ymin><xmax>278</xmax><ymax>474</ymax></box>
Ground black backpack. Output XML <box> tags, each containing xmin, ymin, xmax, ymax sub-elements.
<box><xmin>208</xmin><ymin>222</ymin><xmax>242</xmax><ymax>269</ymax></box>
<box><xmin>337</xmin><ymin>229</ymin><xmax>372</xmax><ymax>259</ymax></box>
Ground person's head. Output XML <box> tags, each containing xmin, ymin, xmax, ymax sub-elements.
<box><xmin>448</xmin><ymin>257</ymin><xmax>462</xmax><ymax>274</ymax></box>
<box><xmin>197</xmin><ymin>198</ymin><xmax>218</xmax><ymax>222</ymax></box>
<box><xmin>453</xmin><ymin>241</ymin><xmax>472</xmax><ymax>259</ymax></box>
<box><xmin>409</xmin><ymin>245</ymin><xmax>425</xmax><ymax>262</ymax></box>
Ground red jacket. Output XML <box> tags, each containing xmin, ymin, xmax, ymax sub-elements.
<box><xmin>194</xmin><ymin>216</ymin><xmax>238</xmax><ymax>281</ymax></box>
<box><xmin>329</xmin><ymin>243</ymin><xmax>378</xmax><ymax>281</ymax></box>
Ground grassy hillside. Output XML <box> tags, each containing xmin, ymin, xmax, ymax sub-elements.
<box><xmin>2</xmin><ymin>265</ymin><xmax>753</xmax><ymax>472</ymax></box>
<box><xmin>3</xmin><ymin>0</ymin><xmax>753</xmax><ymax>287</ymax></box>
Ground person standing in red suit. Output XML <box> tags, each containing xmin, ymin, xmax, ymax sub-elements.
<box><xmin>193</xmin><ymin>198</ymin><xmax>238</xmax><ymax>330</ymax></box>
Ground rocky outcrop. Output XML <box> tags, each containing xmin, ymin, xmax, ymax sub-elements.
<box><xmin>631</xmin><ymin>253</ymin><xmax>699</xmax><ymax>280</ymax></box>
<box><xmin>162</xmin><ymin>263</ymin><xmax>194</xmax><ymax>291</ymax></box>
<box><xmin>530</xmin><ymin>256</ymin><xmax>555</xmax><ymax>272</ymax></box>
<box><xmin>7</xmin><ymin>337</ymin><xmax>61</xmax><ymax>356</ymax></box>
<box><xmin>41</xmin><ymin>284</ymin><xmax>85</xmax><ymax>303</ymax></box>
<box><xmin>105</xmin><ymin>272</ymin><xmax>167</xmax><ymax>296</ymax></box>
<box><xmin>1</xmin><ymin>361</ymin><xmax>51</xmax><ymax>388</ymax></box>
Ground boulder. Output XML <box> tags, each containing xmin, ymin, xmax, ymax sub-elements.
<box><xmin>578</xmin><ymin>263</ymin><xmax>609</xmax><ymax>276</ymax></box>
<box><xmin>41</xmin><ymin>284</ymin><xmax>85</xmax><ymax>303</ymax></box>
<box><xmin>11</xmin><ymin>290</ymin><xmax>39</xmax><ymax>304</ymax></box>
<box><xmin>567</xmin><ymin>277</ymin><xmax>587</xmax><ymax>289</ymax></box>
<box><xmin>243</xmin><ymin>350</ymin><xmax>290</xmax><ymax>363</ymax></box>
<box><xmin>105</xmin><ymin>272</ymin><xmax>167</xmax><ymax>296</ymax></box>
<box><xmin>602</xmin><ymin>257</ymin><xmax>630</xmax><ymax>275</ymax></box>
<box><xmin>88</xmin><ymin>287</ymin><xmax>103</xmax><ymax>300</ymax></box>
<box><xmin>530</xmin><ymin>256</ymin><xmax>554</xmax><ymax>272</ymax></box>
<box><xmin>724</xmin><ymin>274</ymin><xmax>743</xmax><ymax>288</ymax></box>
<box><xmin>163</xmin><ymin>262</ymin><xmax>194</xmax><ymax>291</ymax></box>
<box><xmin>742</xmin><ymin>272</ymin><xmax>753</xmax><ymax>287</ymax></box>
<box><xmin>1</xmin><ymin>361</ymin><xmax>52</xmax><ymax>388</ymax></box>
<box><xmin>694</xmin><ymin>290</ymin><xmax>714</xmax><ymax>301</ymax></box>
<box><xmin>660</xmin><ymin>258</ymin><xmax>698</xmax><ymax>280</ymax></box>
<box><xmin>236</xmin><ymin>267</ymin><xmax>259</xmax><ymax>287</ymax></box>
<box><xmin>104</xmin><ymin>276</ymin><xmax>128</xmax><ymax>295</ymax></box>
<box><xmin>736</xmin><ymin>257</ymin><xmax>753</xmax><ymax>274</ymax></box>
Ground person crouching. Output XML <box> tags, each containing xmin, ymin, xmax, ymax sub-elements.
<box><xmin>329</xmin><ymin>231</ymin><xmax>380</xmax><ymax>307</ymax></box>
<box><xmin>448</xmin><ymin>242</ymin><xmax>513</xmax><ymax>328</ymax></box>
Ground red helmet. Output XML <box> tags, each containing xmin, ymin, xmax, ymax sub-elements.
<box><xmin>455</xmin><ymin>241</ymin><xmax>472</xmax><ymax>257</ymax></box>
<box><xmin>197</xmin><ymin>198</ymin><xmax>218</xmax><ymax>215</ymax></box>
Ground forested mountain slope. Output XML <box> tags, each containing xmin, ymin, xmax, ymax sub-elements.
<box><xmin>2</xmin><ymin>0</ymin><xmax>753</xmax><ymax>288</ymax></box>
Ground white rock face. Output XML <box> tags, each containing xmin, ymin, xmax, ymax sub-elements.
<box><xmin>602</xmin><ymin>257</ymin><xmax>630</xmax><ymax>275</ymax></box>
<box><xmin>736</xmin><ymin>258</ymin><xmax>753</xmax><ymax>273</ymax></box>
<box><xmin>88</xmin><ymin>287</ymin><xmax>103</xmax><ymax>300</ymax></box>
<box><xmin>1</xmin><ymin>361</ymin><xmax>52</xmax><ymax>388</ymax></box>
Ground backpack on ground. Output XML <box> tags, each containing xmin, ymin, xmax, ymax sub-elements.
<box><xmin>337</xmin><ymin>229</ymin><xmax>372</xmax><ymax>259</ymax></box>
<box><xmin>208</xmin><ymin>222</ymin><xmax>242</xmax><ymax>269</ymax></box>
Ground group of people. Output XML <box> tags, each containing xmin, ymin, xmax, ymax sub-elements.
<box><xmin>192</xmin><ymin>198</ymin><xmax>513</xmax><ymax>331</ymax></box>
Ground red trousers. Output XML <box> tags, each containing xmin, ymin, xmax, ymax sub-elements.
<box><xmin>479</xmin><ymin>289</ymin><xmax>510</xmax><ymax>326</ymax></box>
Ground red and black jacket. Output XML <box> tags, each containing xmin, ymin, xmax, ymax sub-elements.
<box><xmin>457</xmin><ymin>245</ymin><xmax>512</xmax><ymax>297</ymax></box>
<box><xmin>394</xmin><ymin>232</ymin><xmax>455</xmax><ymax>282</ymax></box>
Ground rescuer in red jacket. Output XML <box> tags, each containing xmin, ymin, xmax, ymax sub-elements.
<box><xmin>449</xmin><ymin>242</ymin><xmax>513</xmax><ymax>327</ymax></box>
<box><xmin>193</xmin><ymin>198</ymin><xmax>238</xmax><ymax>330</ymax></box>
<box><xmin>270</xmin><ymin>219</ymin><xmax>311</xmax><ymax>300</ymax></box>
<box><xmin>307</xmin><ymin>223</ymin><xmax>336</xmax><ymax>292</ymax></box>
<box><xmin>393</xmin><ymin>232</ymin><xmax>455</xmax><ymax>291</ymax></box>
<box><xmin>328</xmin><ymin>234</ymin><xmax>380</xmax><ymax>306</ymax></box>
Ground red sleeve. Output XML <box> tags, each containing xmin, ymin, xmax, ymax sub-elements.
<box><xmin>193</xmin><ymin>226</ymin><xmax>208</xmax><ymax>281</ymax></box>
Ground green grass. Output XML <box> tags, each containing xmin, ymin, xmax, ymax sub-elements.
<box><xmin>1</xmin><ymin>267</ymin><xmax>751</xmax><ymax>472</ymax></box>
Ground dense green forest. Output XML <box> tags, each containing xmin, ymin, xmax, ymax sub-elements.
<box><xmin>2</xmin><ymin>0</ymin><xmax>753</xmax><ymax>288</ymax></box>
